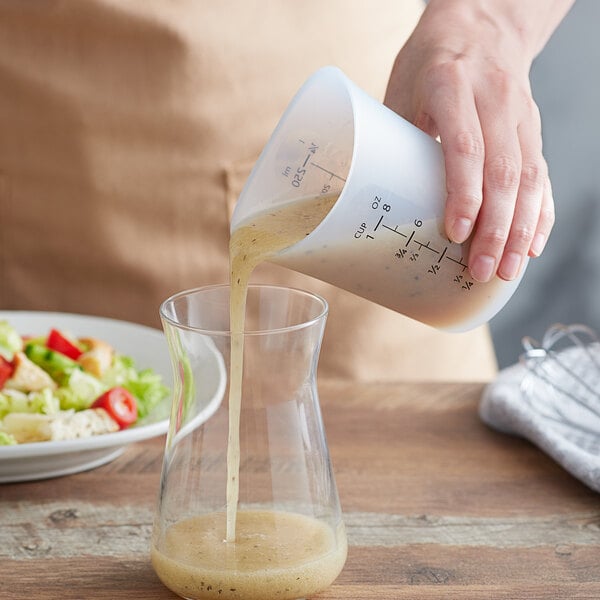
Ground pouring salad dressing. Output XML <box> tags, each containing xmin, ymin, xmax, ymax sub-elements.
<box><xmin>152</xmin><ymin>66</ymin><xmax>526</xmax><ymax>599</ymax></box>
<box><xmin>151</xmin><ymin>194</ymin><xmax>346</xmax><ymax>600</ymax></box>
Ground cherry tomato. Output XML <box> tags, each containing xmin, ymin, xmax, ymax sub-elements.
<box><xmin>0</xmin><ymin>356</ymin><xmax>14</xmax><ymax>389</ymax></box>
<box><xmin>91</xmin><ymin>387</ymin><xmax>138</xmax><ymax>429</ymax></box>
<box><xmin>47</xmin><ymin>328</ymin><xmax>83</xmax><ymax>360</ymax></box>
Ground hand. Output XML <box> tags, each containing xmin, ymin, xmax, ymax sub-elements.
<box><xmin>384</xmin><ymin>0</ymin><xmax>573</xmax><ymax>282</ymax></box>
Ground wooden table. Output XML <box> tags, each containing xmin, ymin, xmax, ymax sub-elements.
<box><xmin>1</xmin><ymin>381</ymin><xmax>599</xmax><ymax>599</ymax></box>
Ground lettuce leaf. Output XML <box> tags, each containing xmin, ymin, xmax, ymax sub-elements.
<box><xmin>0</xmin><ymin>388</ymin><xmax>60</xmax><ymax>419</ymax></box>
<box><xmin>102</xmin><ymin>355</ymin><xmax>169</xmax><ymax>419</ymax></box>
<box><xmin>56</xmin><ymin>369</ymin><xmax>106</xmax><ymax>411</ymax></box>
<box><xmin>0</xmin><ymin>321</ymin><xmax>23</xmax><ymax>361</ymax></box>
<box><xmin>0</xmin><ymin>431</ymin><xmax>17</xmax><ymax>445</ymax></box>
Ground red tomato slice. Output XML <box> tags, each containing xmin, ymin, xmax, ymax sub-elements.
<box><xmin>47</xmin><ymin>328</ymin><xmax>83</xmax><ymax>360</ymax></box>
<box><xmin>0</xmin><ymin>356</ymin><xmax>14</xmax><ymax>389</ymax></box>
<box><xmin>91</xmin><ymin>387</ymin><xmax>138</xmax><ymax>429</ymax></box>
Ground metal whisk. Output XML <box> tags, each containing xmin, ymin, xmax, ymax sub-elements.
<box><xmin>519</xmin><ymin>323</ymin><xmax>600</xmax><ymax>453</ymax></box>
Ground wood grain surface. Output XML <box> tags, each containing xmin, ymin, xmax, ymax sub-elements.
<box><xmin>1</xmin><ymin>381</ymin><xmax>599</xmax><ymax>599</ymax></box>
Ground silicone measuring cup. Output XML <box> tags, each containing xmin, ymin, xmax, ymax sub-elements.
<box><xmin>231</xmin><ymin>66</ymin><xmax>526</xmax><ymax>332</ymax></box>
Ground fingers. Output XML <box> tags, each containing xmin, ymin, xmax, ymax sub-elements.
<box><xmin>465</xmin><ymin>77</ymin><xmax>523</xmax><ymax>282</ymax></box>
<box><xmin>529</xmin><ymin>177</ymin><xmax>555</xmax><ymax>257</ymax></box>
<box><xmin>467</xmin><ymin>91</ymin><xmax>551</xmax><ymax>282</ymax></box>
<box><xmin>425</xmin><ymin>63</ymin><xmax>485</xmax><ymax>248</ymax></box>
<box><xmin>440</xmin><ymin>110</ymin><xmax>485</xmax><ymax>248</ymax></box>
<box><xmin>431</xmin><ymin>67</ymin><xmax>552</xmax><ymax>283</ymax></box>
<box><xmin>496</xmin><ymin>117</ymin><xmax>548</xmax><ymax>279</ymax></box>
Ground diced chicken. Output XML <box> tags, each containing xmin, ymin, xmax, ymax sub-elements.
<box><xmin>4</xmin><ymin>352</ymin><xmax>57</xmax><ymax>392</ymax></box>
<box><xmin>0</xmin><ymin>408</ymin><xmax>119</xmax><ymax>444</ymax></box>
<box><xmin>77</xmin><ymin>337</ymin><xmax>114</xmax><ymax>377</ymax></box>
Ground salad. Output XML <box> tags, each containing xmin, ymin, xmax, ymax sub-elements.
<box><xmin>0</xmin><ymin>321</ymin><xmax>169</xmax><ymax>445</ymax></box>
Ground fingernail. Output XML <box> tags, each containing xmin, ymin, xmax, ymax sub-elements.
<box><xmin>498</xmin><ymin>252</ymin><xmax>522</xmax><ymax>280</ymax></box>
<box><xmin>450</xmin><ymin>218</ymin><xmax>472</xmax><ymax>243</ymax></box>
<box><xmin>471</xmin><ymin>255</ymin><xmax>496</xmax><ymax>283</ymax></box>
<box><xmin>530</xmin><ymin>233</ymin><xmax>546</xmax><ymax>257</ymax></box>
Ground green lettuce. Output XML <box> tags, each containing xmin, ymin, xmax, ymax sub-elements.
<box><xmin>0</xmin><ymin>431</ymin><xmax>17</xmax><ymax>445</ymax></box>
<box><xmin>0</xmin><ymin>388</ymin><xmax>60</xmax><ymax>419</ymax></box>
<box><xmin>0</xmin><ymin>321</ymin><xmax>22</xmax><ymax>361</ymax></box>
<box><xmin>102</xmin><ymin>355</ymin><xmax>169</xmax><ymax>419</ymax></box>
<box><xmin>56</xmin><ymin>369</ymin><xmax>106</xmax><ymax>411</ymax></box>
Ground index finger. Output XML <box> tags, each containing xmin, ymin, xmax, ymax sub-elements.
<box><xmin>425</xmin><ymin>64</ymin><xmax>485</xmax><ymax>247</ymax></box>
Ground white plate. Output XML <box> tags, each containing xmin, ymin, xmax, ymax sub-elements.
<box><xmin>0</xmin><ymin>311</ymin><xmax>178</xmax><ymax>483</ymax></box>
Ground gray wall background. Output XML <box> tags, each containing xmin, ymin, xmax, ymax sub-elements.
<box><xmin>489</xmin><ymin>0</ymin><xmax>600</xmax><ymax>368</ymax></box>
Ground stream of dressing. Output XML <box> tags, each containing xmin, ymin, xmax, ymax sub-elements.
<box><xmin>226</xmin><ymin>193</ymin><xmax>337</xmax><ymax>541</ymax></box>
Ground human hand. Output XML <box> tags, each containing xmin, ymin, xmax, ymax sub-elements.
<box><xmin>384</xmin><ymin>0</ymin><xmax>573</xmax><ymax>283</ymax></box>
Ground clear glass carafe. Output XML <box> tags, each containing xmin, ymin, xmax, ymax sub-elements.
<box><xmin>151</xmin><ymin>284</ymin><xmax>347</xmax><ymax>600</ymax></box>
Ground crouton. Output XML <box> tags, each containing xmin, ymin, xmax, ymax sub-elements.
<box><xmin>77</xmin><ymin>337</ymin><xmax>114</xmax><ymax>377</ymax></box>
<box><xmin>0</xmin><ymin>407</ymin><xmax>119</xmax><ymax>443</ymax></box>
<box><xmin>4</xmin><ymin>352</ymin><xmax>57</xmax><ymax>392</ymax></box>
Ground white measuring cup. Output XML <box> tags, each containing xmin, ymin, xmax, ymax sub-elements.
<box><xmin>231</xmin><ymin>66</ymin><xmax>526</xmax><ymax>332</ymax></box>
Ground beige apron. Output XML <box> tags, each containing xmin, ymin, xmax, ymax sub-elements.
<box><xmin>0</xmin><ymin>0</ymin><xmax>497</xmax><ymax>381</ymax></box>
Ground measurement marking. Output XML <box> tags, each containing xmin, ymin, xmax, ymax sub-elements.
<box><xmin>438</xmin><ymin>247</ymin><xmax>448</xmax><ymax>263</ymax></box>
<box><xmin>382</xmin><ymin>223</ymin><xmax>407</xmax><ymax>238</ymax></box>
<box><xmin>446</xmin><ymin>256</ymin><xmax>469</xmax><ymax>272</ymax></box>
<box><xmin>374</xmin><ymin>215</ymin><xmax>384</xmax><ymax>232</ymax></box>
<box><xmin>302</xmin><ymin>154</ymin><xmax>310</xmax><ymax>168</ymax></box>
<box><xmin>415</xmin><ymin>240</ymin><xmax>440</xmax><ymax>255</ymax></box>
<box><xmin>310</xmin><ymin>162</ymin><xmax>346</xmax><ymax>182</ymax></box>
<box><xmin>405</xmin><ymin>230</ymin><xmax>415</xmax><ymax>247</ymax></box>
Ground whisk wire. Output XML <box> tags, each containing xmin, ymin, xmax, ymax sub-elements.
<box><xmin>519</xmin><ymin>323</ymin><xmax>600</xmax><ymax>442</ymax></box>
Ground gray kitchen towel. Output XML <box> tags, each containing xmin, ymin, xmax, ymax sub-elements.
<box><xmin>480</xmin><ymin>325</ymin><xmax>600</xmax><ymax>493</ymax></box>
